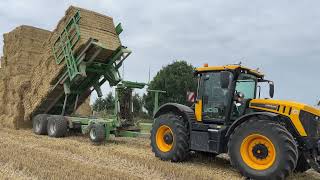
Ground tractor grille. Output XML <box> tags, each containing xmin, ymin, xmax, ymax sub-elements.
<box><xmin>299</xmin><ymin>110</ymin><xmax>320</xmax><ymax>137</ymax></box>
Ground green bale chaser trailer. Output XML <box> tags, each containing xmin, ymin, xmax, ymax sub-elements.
<box><xmin>32</xmin><ymin>11</ymin><xmax>149</xmax><ymax>144</ymax></box>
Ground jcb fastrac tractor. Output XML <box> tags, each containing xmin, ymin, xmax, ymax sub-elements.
<box><xmin>151</xmin><ymin>65</ymin><xmax>320</xmax><ymax>180</ymax></box>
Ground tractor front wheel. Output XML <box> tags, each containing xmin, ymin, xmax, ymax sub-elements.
<box><xmin>228</xmin><ymin>119</ymin><xmax>298</xmax><ymax>180</ymax></box>
<box><xmin>151</xmin><ymin>113</ymin><xmax>189</xmax><ymax>162</ymax></box>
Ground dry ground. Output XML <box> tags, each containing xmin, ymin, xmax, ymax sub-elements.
<box><xmin>0</xmin><ymin>128</ymin><xmax>319</xmax><ymax>180</ymax></box>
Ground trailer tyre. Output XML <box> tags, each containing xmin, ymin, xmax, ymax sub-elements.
<box><xmin>228</xmin><ymin>119</ymin><xmax>298</xmax><ymax>180</ymax></box>
<box><xmin>89</xmin><ymin>124</ymin><xmax>106</xmax><ymax>144</ymax></box>
<box><xmin>33</xmin><ymin>114</ymin><xmax>48</xmax><ymax>135</ymax></box>
<box><xmin>47</xmin><ymin>115</ymin><xmax>67</xmax><ymax>138</ymax></box>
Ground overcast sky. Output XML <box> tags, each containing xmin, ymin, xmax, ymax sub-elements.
<box><xmin>0</xmin><ymin>0</ymin><xmax>320</xmax><ymax>105</ymax></box>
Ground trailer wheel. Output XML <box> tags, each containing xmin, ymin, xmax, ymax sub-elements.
<box><xmin>151</xmin><ymin>113</ymin><xmax>189</xmax><ymax>162</ymax></box>
<box><xmin>294</xmin><ymin>153</ymin><xmax>310</xmax><ymax>173</ymax></box>
<box><xmin>228</xmin><ymin>119</ymin><xmax>298</xmax><ymax>180</ymax></box>
<box><xmin>32</xmin><ymin>114</ymin><xmax>48</xmax><ymax>135</ymax></box>
<box><xmin>89</xmin><ymin>124</ymin><xmax>106</xmax><ymax>144</ymax></box>
<box><xmin>47</xmin><ymin>115</ymin><xmax>67</xmax><ymax>138</ymax></box>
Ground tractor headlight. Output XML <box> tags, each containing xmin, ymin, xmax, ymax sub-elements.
<box><xmin>299</xmin><ymin>111</ymin><xmax>320</xmax><ymax>137</ymax></box>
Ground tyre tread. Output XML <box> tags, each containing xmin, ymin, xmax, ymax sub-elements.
<box><xmin>228</xmin><ymin>118</ymin><xmax>298</xmax><ymax>180</ymax></box>
<box><xmin>151</xmin><ymin>113</ymin><xmax>189</xmax><ymax>162</ymax></box>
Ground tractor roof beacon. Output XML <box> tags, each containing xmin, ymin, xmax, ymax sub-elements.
<box><xmin>151</xmin><ymin>64</ymin><xmax>320</xmax><ymax>180</ymax></box>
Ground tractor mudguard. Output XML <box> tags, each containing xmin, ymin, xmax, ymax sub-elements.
<box><xmin>225</xmin><ymin>112</ymin><xmax>280</xmax><ymax>138</ymax></box>
<box><xmin>154</xmin><ymin>103</ymin><xmax>195</xmax><ymax>128</ymax></box>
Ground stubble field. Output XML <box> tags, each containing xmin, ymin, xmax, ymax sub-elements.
<box><xmin>0</xmin><ymin>128</ymin><xmax>319</xmax><ymax>180</ymax></box>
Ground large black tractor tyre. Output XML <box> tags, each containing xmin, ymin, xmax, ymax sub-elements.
<box><xmin>89</xmin><ymin>124</ymin><xmax>106</xmax><ymax>145</ymax></box>
<box><xmin>47</xmin><ymin>115</ymin><xmax>68</xmax><ymax>138</ymax></box>
<box><xmin>294</xmin><ymin>153</ymin><xmax>311</xmax><ymax>173</ymax></box>
<box><xmin>150</xmin><ymin>113</ymin><xmax>189</xmax><ymax>162</ymax></box>
<box><xmin>228</xmin><ymin>119</ymin><xmax>298</xmax><ymax>180</ymax></box>
<box><xmin>33</xmin><ymin>114</ymin><xmax>48</xmax><ymax>135</ymax></box>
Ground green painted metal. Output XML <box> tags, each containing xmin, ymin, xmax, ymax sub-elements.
<box><xmin>108</xmin><ymin>46</ymin><xmax>132</xmax><ymax>69</ymax></box>
<box><xmin>154</xmin><ymin>92</ymin><xmax>158</xmax><ymax>116</ymax></box>
<box><xmin>52</xmin><ymin>10</ymin><xmax>81</xmax><ymax>80</ymax></box>
<box><xmin>65</xmin><ymin>115</ymin><xmax>150</xmax><ymax>140</ymax></box>
<box><xmin>66</xmin><ymin>116</ymin><xmax>117</xmax><ymax>140</ymax></box>
<box><xmin>61</xmin><ymin>81</ymin><xmax>151</xmax><ymax>141</ymax></box>
<box><xmin>117</xmin><ymin>131</ymin><xmax>139</xmax><ymax>137</ymax></box>
<box><xmin>117</xmin><ymin>130</ymin><xmax>149</xmax><ymax>138</ymax></box>
<box><xmin>66</xmin><ymin>116</ymin><xmax>116</xmax><ymax>126</ymax></box>
<box><xmin>115</xmin><ymin>23</ymin><xmax>123</xmax><ymax>35</ymax></box>
<box><xmin>114</xmin><ymin>81</ymin><xmax>147</xmax><ymax>126</ymax></box>
<box><xmin>148</xmin><ymin>90</ymin><xmax>166</xmax><ymax>115</ymax></box>
<box><xmin>118</xmin><ymin>81</ymin><xmax>147</xmax><ymax>89</ymax></box>
<box><xmin>47</xmin><ymin>38</ymin><xmax>132</xmax><ymax>115</ymax></box>
<box><xmin>139</xmin><ymin>123</ymin><xmax>152</xmax><ymax>133</ymax></box>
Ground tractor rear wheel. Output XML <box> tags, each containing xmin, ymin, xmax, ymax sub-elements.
<box><xmin>228</xmin><ymin>119</ymin><xmax>298</xmax><ymax>180</ymax></box>
<box><xmin>151</xmin><ymin>113</ymin><xmax>189</xmax><ymax>162</ymax></box>
<box><xmin>32</xmin><ymin>114</ymin><xmax>48</xmax><ymax>135</ymax></box>
<box><xmin>47</xmin><ymin>115</ymin><xmax>67</xmax><ymax>138</ymax></box>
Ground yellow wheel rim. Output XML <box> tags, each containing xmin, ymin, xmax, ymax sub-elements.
<box><xmin>240</xmin><ymin>134</ymin><xmax>276</xmax><ymax>170</ymax></box>
<box><xmin>156</xmin><ymin>125</ymin><xmax>174</xmax><ymax>152</ymax></box>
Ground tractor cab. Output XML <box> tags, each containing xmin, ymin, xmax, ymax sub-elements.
<box><xmin>193</xmin><ymin>64</ymin><xmax>273</xmax><ymax>124</ymax></box>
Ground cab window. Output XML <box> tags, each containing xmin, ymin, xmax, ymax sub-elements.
<box><xmin>236</xmin><ymin>74</ymin><xmax>257</xmax><ymax>99</ymax></box>
<box><xmin>231</xmin><ymin>73</ymin><xmax>257</xmax><ymax>119</ymax></box>
<box><xmin>198</xmin><ymin>71</ymin><xmax>232</xmax><ymax>122</ymax></box>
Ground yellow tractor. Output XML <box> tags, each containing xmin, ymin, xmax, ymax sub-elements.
<box><xmin>151</xmin><ymin>64</ymin><xmax>320</xmax><ymax>180</ymax></box>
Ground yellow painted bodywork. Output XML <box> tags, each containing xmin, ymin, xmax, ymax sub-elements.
<box><xmin>250</xmin><ymin>99</ymin><xmax>320</xmax><ymax>137</ymax></box>
<box><xmin>195</xmin><ymin>100</ymin><xmax>202</xmax><ymax>121</ymax></box>
<box><xmin>196</xmin><ymin>65</ymin><xmax>264</xmax><ymax>78</ymax></box>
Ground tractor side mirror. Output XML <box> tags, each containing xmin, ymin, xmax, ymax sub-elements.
<box><xmin>220</xmin><ymin>71</ymin><xmax>231</xmax><ymax>89</ymax></box>
<box><xmin>269</xmin><ymin>81</ymin><xmax>274</xmax><ymax>98</ymax></box>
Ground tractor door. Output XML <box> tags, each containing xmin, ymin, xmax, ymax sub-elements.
<box><xmin>195</xmin><ymin>71</ymin><xmax>232</xmax><ymax>123</ymax></box>
<box><xmin>231</xmin><ymin>73</ymin><xmax>257</xmax><ymax>120</ymax></box>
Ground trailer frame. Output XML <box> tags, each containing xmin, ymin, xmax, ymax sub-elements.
<box><xmin>32</xmin><ymin>10</ymin><xmax>151</xmax><ymax>143</ymax></box>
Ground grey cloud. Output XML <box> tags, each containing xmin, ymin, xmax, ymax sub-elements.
<box><xmin>1</xmin><ymin>0</ymin><xmax>320</xmax><ymax>105</ymax></box>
